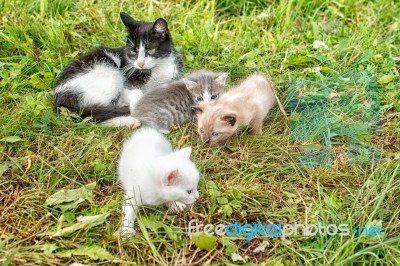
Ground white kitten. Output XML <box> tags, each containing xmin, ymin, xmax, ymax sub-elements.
<box><xmin>118</xmin><ymin>127</ymin><xmax>200</xmax><ymax>236</ymax></box>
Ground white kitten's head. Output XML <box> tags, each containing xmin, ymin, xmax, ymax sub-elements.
<box><xmin>156</xmin><ymin>147</ymin><xmax>200</xmax><ymax>205</ymax></box>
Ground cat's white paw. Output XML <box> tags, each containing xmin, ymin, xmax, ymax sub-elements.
<box><xmin>167</xmin><ymin>202</ymin><xmax>187</xmax><ymax>213</ymax></box>
<box><xmin>119</xmin><ymin>226</ymin><xmax>136</xmax><ymax>238</ymax></box>
<box><xmin>101</xmin><ymin>116</ymin><xmax>141</xmax><ymax>129</ymax></box>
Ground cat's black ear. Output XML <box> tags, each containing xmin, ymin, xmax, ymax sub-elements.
<box><xmin>152</xmin><ymin>18</ymin><xmax>169</xmax><ymax>35</ymax></box>
<box><xmin>221</xmin><ymin>114</ymin><xmax>237</xmax><ymax>126</ymax></box>
<box><xmin>191</xmin><ymin>105</ymin><xmax>204</xmax><ymax>115</ymax></box>
<box><xmin>183</xmin><ymin>78</ymin><xmax>198</xmax><ymax>92</ymax></box>
<box><xmin>120</xmin><ymin>12</ymin><xmax>137</xmax><ymax>29</ymax></box>
<box><xmin>215</xmin><ymin>73</ymin><xmax>229</xmax><ymax>86</ymax></box>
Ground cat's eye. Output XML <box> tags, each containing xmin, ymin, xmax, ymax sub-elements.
<box><xmin>211</xmin><ymin>131</ymin><xmax>219</xmax><ymax>137</ymax></box>
<box><xmin>187</xmin><ymin>189</ymin><xmax>193</xmax><ymax>194</ymax></box>
<box><xmin>199</xmin><ymin>128</ymin><xmax>204</xmax><ymax>134</ymax></box>
<box><xmin>211</xmin><ymin>95</ymin><xmax>217</xmax><ymax>100</ymax></box>
<box><xmin>196</xmin><ymin>96</ymin><xmax>203</xmax><ymax>101</ymax></box>
<box><xmin>147</xmin><ymin>49</ymin><xmax>156</xmax><ymax>55</ymax></box>
<box><xmin>129</xmin><ymin>50</ymin><xmax>137</xmax><ymax>55</ymax></box>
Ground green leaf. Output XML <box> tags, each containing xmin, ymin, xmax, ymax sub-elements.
<box><xmin>0</xmin><ymin>136</ymin><xmax>23</xmax><ymax>143</ymax></box>
<box><xmin>378</xmin><ymin>74</ymin><xmax>395</xmax><ymax>85</ymax></box>
<box><xmin>0</xmin><ymin>164</ymin><xmax>8</xmax><ymax>176</ymax></box>
<box><xmin>222</xmin><ymin>205</ymin><xmax>233</xmax><ymax>218</ymax></box>
<box><xmin>45</xmin><ymin>182</ymin><xmax>96</xmax><ymax>211</ymax></box>
<box><xmin>47</xmin><ymin>212</ymin><xmax>110</xmax><ymax>237</ymax></box>
<box><xmin>55</xmin><ymin>245</ymin><xmax>114</xmax><ymax>261</ymax></box>
<box><xmin>192</xmin><ymin>233</ymin><xmax>217</xmax><ymax>251</ymax></box>
<box><xmin>221</xmin><ymin>238</ymin><xmax>238</xmax><ymax>256</ymax></box>
<box><xmin>217</xmin><ymin>197</ymin><xmax>229</xmax><ymax>205</ymax></box>
<box><xmin>231</xmin><ymin>253</ymin><xmax>245</xmax><ymax>262</ymax></box>
<box><xmin>232</xmin><ymin>189</ymin><xmax>242</xmax><ymax>200</ymax></box>
<box><xmin>41</xmin><ymin>243</ymin><xmax>58</xmax><ymax>255</ymax></box>
<box><xmin>162</xmin><ymin>225</ymin><xmax>179</xmax><ymax>241</ymax></box>
<box><xmin>230</xmin><ymin>200</ymin><xmax>241</xmax><ymax>209</ymax></box>
<box><xmin>141</xmin><ymin>216</ymin><xmax>163</xmax><ymax>232</ymax></box>
<box><xmin>286</xmin><ymin>55</ymin><xmax>316</xmax><ymax>66</ymax></box>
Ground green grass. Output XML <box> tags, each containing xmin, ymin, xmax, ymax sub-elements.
<box><xmin>1</xmin><ymin>0</ymin><xmax>399</xmax><ymax>265</ymax></box>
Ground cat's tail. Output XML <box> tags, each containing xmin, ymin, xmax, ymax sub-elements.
<box><xmin>54</xmin><ymin>92</ymin><xmax>133</xmax><ymax>123</ymax></box>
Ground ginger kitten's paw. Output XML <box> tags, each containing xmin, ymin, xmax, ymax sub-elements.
<box><xmin>167</xmin><ymin>202</ymin><xmax>187</xmax><ymax>213</ymax></box>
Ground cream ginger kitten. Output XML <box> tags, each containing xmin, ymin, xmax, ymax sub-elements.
<box><xmin>194</xmin><ymin>72</ymin><xmax>276</xmax><ymax>145</ymax></box>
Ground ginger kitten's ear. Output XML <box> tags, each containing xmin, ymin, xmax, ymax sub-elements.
<box><xmin>120</xmin><ymin>12</ymin><xmax>137</xmax><ymax>29</ymax></box>
<box><xmin>221</xmin><ymin>114</ymin><xmax>237</xmax><ymax>126</ymax></box>
<box><xmin>175</xmin><ymin>147</ymin><xmax>192</xmax><ymax>159</ymax></box>
<box><xmin>215</xmin><ymin>73</ymin><xmax>229</xmax><ymax>86</ymax></box>
<box><xmin>191</xmin><ymin>105</ymin><xmax>204</xmax><ymax>115</ymax></box>
<box><xmin>164</xmin><ymin>169</ymin><xmax>179</xmax><ymax>186</ymax></box>
<box><xmin>183</xmin><ymin>79</ymin><xmax>198</xmax><ymax>92</ymax></box>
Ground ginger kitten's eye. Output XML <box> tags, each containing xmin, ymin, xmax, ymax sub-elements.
<box><xmin>211</xmin><ymin>95</ymin><xmax>217</xmax><ymax>100</ymax></box>
<box><xmin>199</xmin><ymin>128</ymin><xmax>204</xmax><ymax>134</ymax></box>
<box><xmin>187</xmin><ymin>189</ymin><xmax>193</xmax><ymax>194</ymax></box>
<box><xmin>196</xmin><ymin>96</ymin><xmax>203</xmax><ymax>101</ymax></box>
<box><xmin>211</xmin><ymin>131</ymin><xmax>219</xmax><ymax>137</ymax></box>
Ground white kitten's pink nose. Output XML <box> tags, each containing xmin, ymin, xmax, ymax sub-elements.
<box><xmin>136</xmin><ymin>61</ymin><xmax>145</xmax><ymax>69</ymax></box>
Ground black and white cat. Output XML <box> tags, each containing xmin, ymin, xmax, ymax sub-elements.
<box><xmin>54</xmin><ymin>12</ymin><xmax>183</xmax><ymax>123</ymax></box>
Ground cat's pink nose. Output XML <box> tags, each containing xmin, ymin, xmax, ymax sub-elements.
<box><xmin>137</xmin><ymin>61</ymin><xmax>145</xmax><ymax>68</ymax></box>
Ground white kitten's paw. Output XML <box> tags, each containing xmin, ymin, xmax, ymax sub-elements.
<box><xmin>167</xmin><ymin>202</ymin><xmax>187</xmax><ymax>213</ymax></box>
<box><xmin>119</xmin><ymin>226</ymin><xmax>136</xmax><ymax>238</ymax></box>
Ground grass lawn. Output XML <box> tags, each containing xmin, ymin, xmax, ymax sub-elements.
<box><xmin>1</xmin><ymin>0</ymin><xmax>399</xmax><ymax>265</ymax></box>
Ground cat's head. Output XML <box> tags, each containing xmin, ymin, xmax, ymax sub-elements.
<box><xmin>120</xmin><ymin>12</ymin><xmax>174</xmax><ymax>71</ymax></box>
<box><xmin>157</xmin><ymin>147</ymin><xmax>200</xmax><ymax>205</ymax></box>
<box><xmin>193</xmin><ymin>105</ymin><xmax>238</xmax><ymax>145</ymax></box>
<box><xmin>183</xmin><ymin>70</ymin><xmax>228</xmax><ymax>104</ymax></box>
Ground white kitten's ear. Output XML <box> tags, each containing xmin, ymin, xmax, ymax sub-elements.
<box><xmin>221</xmin><ymin>113</ymin><xmax>237</xmax><ymax>126</ymax></box>
<box><xmin>153</xmin><ymin>18</ymin><xmax>169</xmax><ymax>34</ymax></box>
<box><xmin>164</xmin><ymin>169</ymin><xmax>179</xmax><ymax>186</ymax></box>
<box><xmin>215</xmin><ymin>73</ymin><xmax>229</xmax><ymax>86</ymax></box>
<box><xmin>175</xmin><ymin>147</ymin><xmax>192</xmax><ymax>159</ymax></box>
<box><xmin>183</xmin><ymin>79</ymin><xmax>198</xmax><ymax>92</ymax></box>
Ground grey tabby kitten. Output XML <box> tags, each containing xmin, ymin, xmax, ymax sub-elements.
<box><xmin>104</xmin><ymin>70</ymin><xmax>228</xmax><ymax>133</ymax></box>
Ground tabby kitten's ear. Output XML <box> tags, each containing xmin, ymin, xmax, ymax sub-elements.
<box><xmin>215</xmin><ymin>73</ymin><xmax>229</xmax><ymax>86</ymax></box>
<box><xmin>152</xmin><ymin>18</ymin><xmax>169</xmax><ymax>36</ymax></box>
<box><xmin>120</xmin><ymin>12</ymin><xmax>138</xmax><ymax>29</ymax></box>
<box><xmin>191</xmin><ymin>105</ymin><xmax>204</xmax><ymax>115</ymax></box>
<box><xmin>183</xmin><ymin>79</ymin><xmax>198</xmax><ymax>92</ymax></box>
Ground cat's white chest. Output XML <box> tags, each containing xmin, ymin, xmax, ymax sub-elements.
<box><xmin>145</xmin><ymin>55</ymin><xmax>179</xmax><ymax>89</ymax></box>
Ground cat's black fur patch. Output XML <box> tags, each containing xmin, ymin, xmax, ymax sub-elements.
<box><xmin>77</xmin><ymin>105</ymin><xmax>131</xmax><ymax>122</ymax></box>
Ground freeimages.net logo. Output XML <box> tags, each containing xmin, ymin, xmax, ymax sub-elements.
<box><xmin>187</xmin><ymin>219</ymin><xmax>384</xmax><ymax>241</ymax></box>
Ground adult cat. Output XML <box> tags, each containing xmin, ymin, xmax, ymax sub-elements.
<box><xmin>54</xmin><ymin>12</ymin><xmax>183</xmax><ymax>124</ymax></box>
